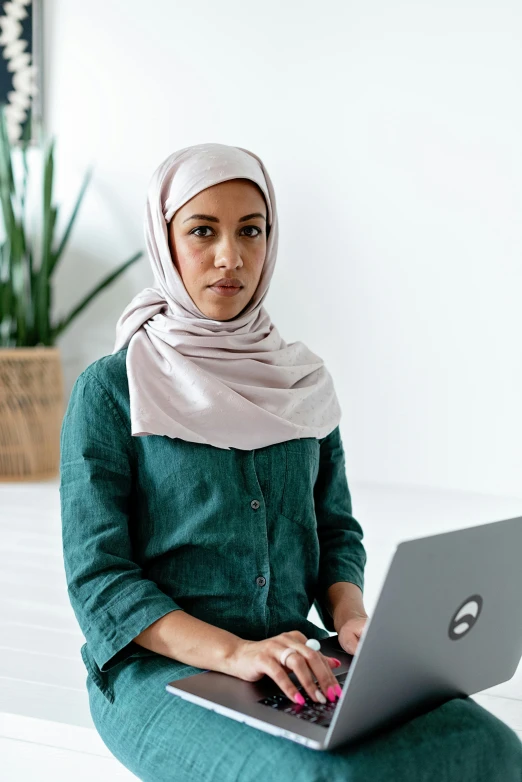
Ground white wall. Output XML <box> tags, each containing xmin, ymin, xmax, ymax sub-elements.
<box><xmin>42</xmin><ymin>0</ymin><xmax>522</xmax><ymax>498</ymax></box>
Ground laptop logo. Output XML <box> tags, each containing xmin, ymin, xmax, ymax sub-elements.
<box><xmin>448</xmin><ymin>595</ymin><xmax>483</xmax><ymax>640</ymax></box>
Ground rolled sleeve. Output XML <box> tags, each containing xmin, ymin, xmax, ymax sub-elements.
<box><xmin>313</xmin><ymin>425</ymin><xmax>367</xmax><ymax>632</ymax></box>
<box><xmin>60</xmin><ymin>369</ymin><xmax>183</xmax><ymax>672</ymax></box>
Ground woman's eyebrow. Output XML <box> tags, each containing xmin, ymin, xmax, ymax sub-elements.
<box><xmin>182</xmin><ymin>213</ymin><xmax>266</xmax><ymax>223</ymax></box>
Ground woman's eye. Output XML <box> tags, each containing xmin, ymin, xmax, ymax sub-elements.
<box><xmin>242</xmin><ymin>226</ymin><xmax>262</xmax><ymax>237</ymax></box>
<box><xmin>190</xmin><ymin>226</ymin><xmax>262</xmax><ymax>238</ymax></box>
<box><xmin>191</xmin><ymin>226</ymin><xmax>213</xmax><ymax>237</ymax></box>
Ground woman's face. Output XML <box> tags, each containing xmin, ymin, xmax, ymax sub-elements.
<box><xmin>168</xmin><ymin>178</ymin><xmax>268</xmax><ymax>321</ymax></box>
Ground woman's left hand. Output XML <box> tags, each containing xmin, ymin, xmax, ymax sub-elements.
<box><xmin>337</xmin><ymin>612</ymin><xmax>369</xmax><ymax>655</ymax></box>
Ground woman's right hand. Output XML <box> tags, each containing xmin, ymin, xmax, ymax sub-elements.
<box><xmin>225</xmin><ymin>630</ymin><xmax>342</xmax><ymax>705</ymax></box>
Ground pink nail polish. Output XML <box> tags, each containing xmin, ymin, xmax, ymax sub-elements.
<box><xmin>334</xmin><ymin>683</ymin><xmax>342</xmax><ymax>697</ymax></box>
<box><xmin>326</xmin><ymin>686</ymin><xmax>336</xmax><ymax>702</ymax></box>
<box><xmin>294</xmin><ymin>692</ymin><xmax>305</xmax><ymax>705</ymax></box>
<box><xmin>331</xmin><ymin>658</ymin><xmax>342</xmax><ymax>667</ymax></box>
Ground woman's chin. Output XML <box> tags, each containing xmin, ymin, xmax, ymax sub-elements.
<box><xmin>198</xmin><ymin>302</ymin><xmax>242</xmax><ymax>321</ymax></box>
<box><xmin>198</xmin><ymin>290</ymin><xmax>249</xmax><ymax>320</ymax></box>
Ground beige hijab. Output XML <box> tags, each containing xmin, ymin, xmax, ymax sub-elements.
<box><xmin>112</xmin><ymin>142</ymin><xmax>341</xmax><ymax>450</ymax></box>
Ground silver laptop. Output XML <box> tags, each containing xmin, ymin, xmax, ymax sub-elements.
<box><xmin>166</xmin><ymin>515</ymin><xmax>522</xmax><ymax>750</ymax></box>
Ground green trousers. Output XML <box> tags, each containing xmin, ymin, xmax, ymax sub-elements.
<box><xmin>85</xmin><ymin>652</ymin><xmax>522</xmax><ymax>782</ymax></box>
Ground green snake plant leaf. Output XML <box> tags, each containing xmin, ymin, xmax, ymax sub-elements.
<box><xmin>19</xmin><ymin>110</ymin><xmax>34</xmax><ymax>335</ymax></box>
<box><xmin>51</xmin><ymin>250</ymin><xmax>143</xmax><ymax>341</ymax></box>
<box><xmin>35</xmin><ymin>137</ymin><xmax>57</xmax><ymax>344</ymax></box>
<box><xmin>0</xmin><ymin>101</ymin><xmax>143</xmax><ymax>347</ymax></box>
<box><xmin>49</xmin><ymin>166</ymin><xmax>93</xmax><ymax>278</ymax></box>
<box><xmin>0</xmin><ymin>105</ymin><xmax>15</xmax><ymax>197</ymax></box>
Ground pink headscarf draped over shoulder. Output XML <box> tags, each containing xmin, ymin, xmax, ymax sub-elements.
<box><xmin>112</xmin><ymin>142</ymin><xmax>341</xmax><ymax>450</ymax></box>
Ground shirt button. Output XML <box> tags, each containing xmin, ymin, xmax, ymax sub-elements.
<box><xmin>250</xmin><ymin>499</ymin><xmax>260</xmax><ymax>510</ymax></box>
<box><xmin>256</xmin><ymin>576</ymin><xmax>266</xmax><ymax>587</ymax></box>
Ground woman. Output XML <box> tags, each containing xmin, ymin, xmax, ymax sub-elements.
<box><xmin>60</xmin><ymin>143</ymin><xmax>522</xmax><ymax>781</ymax></box>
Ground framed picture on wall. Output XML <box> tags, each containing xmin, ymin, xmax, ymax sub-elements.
<box><xmin>0</xmin><ymin>0</ymin><xmax>43</xmax><ymax>146</ymax></box>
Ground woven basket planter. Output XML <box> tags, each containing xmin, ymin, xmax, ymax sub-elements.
<box><xmin>0</xmin><ymin>347</ymin><xmax>64</xmax><ymax>481</ymax></box>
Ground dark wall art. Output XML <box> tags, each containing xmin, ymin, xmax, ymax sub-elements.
<box><xmin>0</xmin><ymin>0</ymin><xmax>42</xmax><ymax>146</ymax></box>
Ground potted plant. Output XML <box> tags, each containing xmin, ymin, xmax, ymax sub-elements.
<box><xmin>0</xmin><ymin>104</ymin><xmax>142</xmax><ymax>481</ymax></box>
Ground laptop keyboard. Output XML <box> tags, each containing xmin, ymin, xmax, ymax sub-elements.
<box><xmin>257</xmin><ymin>671</ymin><xmax>348</xmax><ymax>728</ymax></box>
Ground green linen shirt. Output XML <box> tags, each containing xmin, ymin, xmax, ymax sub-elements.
<box><xmin>59</xmin><ymin>348</ymin><xmax>366</xmax><ymax>682</ymax></box>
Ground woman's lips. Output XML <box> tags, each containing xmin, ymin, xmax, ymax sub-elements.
<box><xmin>209</xmin><ymin>285</ymin><xmax>243</xmax><ymax>297</ymax></box>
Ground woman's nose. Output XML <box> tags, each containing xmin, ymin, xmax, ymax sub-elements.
<box><xmin>214</xmin><ymin>240</ymin><xmax>243</xmax><ymax>266</ymax></box>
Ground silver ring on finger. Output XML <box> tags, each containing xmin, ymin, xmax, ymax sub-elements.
<box><xmin>280</xmin><ymin>647</ymin><xmax>299</xmax><ymax>667</ymax></box>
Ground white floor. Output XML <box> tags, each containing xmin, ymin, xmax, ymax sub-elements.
<box><xmin>1</xmin><ymin>477</ymin><xmax>521</xmax><ymax>781</ymax></box>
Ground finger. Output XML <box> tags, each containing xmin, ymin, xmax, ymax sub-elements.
<box><xmin>284</xmin><ymin>649</ymin><xmax>339</xmax><ymax>704</ymax></box>
<box><xmin>326</xmin><ymin>656</ymin><xmax>342</xmax><ymax>669</ymax></box>
<box><xmin>293</xmin><ymin>646</ymin><xmax>340</xmax><ymax>703</ymax></box>
<box><xmin>284</xmin><ymin>651</ymin><xmax>326</xmax><ymax>703</ymax></box>
<box><xmin>314</xmin><ymin>651</ymin><xmax>342</xmax><ymax>702</ymax></box>
<box><xmin>263</xmin><ymin>656</ymin><xmax>308</xmax><ymax>706</ymax></box>
<box><xmin>279</xmin><ymin>642</ymin><xmax>340</xmax><ymax>702</ymax></box>
<box><xmin>341</xmin><ymin>633</ymin><xmax>358</xmax><ymax>655</ymax></box>
<box><xmin>274</xmin><ymin>643</ymin><xmax>320</xmax><ymax>702</ymax></box>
